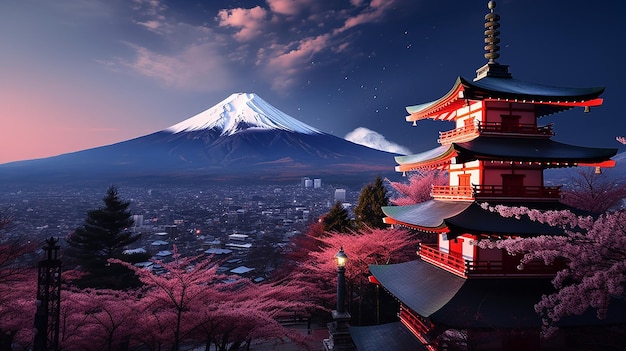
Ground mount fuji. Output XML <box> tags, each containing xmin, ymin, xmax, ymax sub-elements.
<box><xmin>0</xmin><ymin>93</ymin><xmax>399</xmax><ymax>185</ymax></box>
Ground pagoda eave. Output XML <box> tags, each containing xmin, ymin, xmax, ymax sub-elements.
<box><xmin>405</xmin><ymin>76</ymin><xmax>606</xmax><ymax>122</ymax></box>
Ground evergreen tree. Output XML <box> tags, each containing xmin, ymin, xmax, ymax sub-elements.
<box><xmin>322</xmin><ymin>201</ymin><xmax>352</xmax><ymax>233</ymax></box>
<box><xmin>66</xmin><ymin>186</ymin><xmax>142</xmax><ymax>289</ymax></box>
<box><xmin>354</xmin><ymin>176</ymin><xmax>389</xmax><ymax>229</ymax></box>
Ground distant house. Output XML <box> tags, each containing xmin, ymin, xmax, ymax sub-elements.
<box><xmin>230</xmin><ymin>266</ymin><xmax>255</xmax><ymax>275</ymax></box>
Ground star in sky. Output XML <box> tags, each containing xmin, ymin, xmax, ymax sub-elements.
<box><xmin>1</xmin><ymin>0</ymin><xmax>625</xmax><ymax>164</ymax></box>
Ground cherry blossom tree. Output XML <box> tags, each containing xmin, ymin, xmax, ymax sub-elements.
<box><xmin>114</xmin><ymin>247</ymin><xmax>319</xmax><ymax>351</ymax></box>
<box><xmin>0</xmin><ymin>213</ymin><xmax>38</xmax><ymax>350</ymax></box>
<box><xmin>0</xmin><ymin>273</ymin><xmax>37</xmax><ymax>350</ymax></box>
<box><xmin>477</xmin><ymin>203</ymin><xmax>626</xmax><ymax>336</ymax></box>
<box><xmin>112</xmin><ymin>249</ymin><xmax>227</xmax><ymax>351</ymax></box>
<box><xmin>294</xmin><ymin>227</ymin><xmax>419</xmax><ymax>323</ymax></box>
<box><xmin>192</xmin><ymin>279</ymin><xmax>315</xmax><ymax>351</ymax></box>
<box><xmin>560</xmin><ymin>168</ymin><xmax>626</xmax><ymax>213</ymax></box>
<box><xmin>58</xmin><ymin>288</ymin><xmax>141</xmax><ymax>351</ymax></box>
<box><xmin>388</xmin><ymin>170</ymin><xmax>448</xmax><ymax>205</ymax></box>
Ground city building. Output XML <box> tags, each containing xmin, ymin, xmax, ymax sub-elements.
<box><xmin>334</xmin><ymin>189</ymin><xmax>346</xmax><ymax>202</ymax></box>
<box><xmin>351</xmin><ymin>2</ymin><xmax>623</xmax><ymax>350</ymax></box>
<box><xmin>314</xmin><ymin>178</ymin><xmax>322</xmax><ymax>188</ymax></box>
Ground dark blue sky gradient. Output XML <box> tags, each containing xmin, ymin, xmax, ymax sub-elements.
<box><xmin>1</xmin><ymin>0</ymin><xmax>624</xmax><ymax>163</ymax></box>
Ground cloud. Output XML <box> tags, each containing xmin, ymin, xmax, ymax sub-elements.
<box><xmin>345</xmin><ymin>127</ymin><xmax>411</xmax><ymax>155</ymax></box>
<box><xmin>217</xmin><ymin>6</ymin><xmax>268</xmax><ymax>41</ymax></box>
<box><xmin>120</xmin><ymin>42</ymin><xmax>234</xmax><ymax>92</ymax></box>
<box><xmin>118</xmin><ymin>0</ymin><xmax>399</xmax><ymax>93</ymax></box>
<box><xmin>265</xmin><ymin>33</ymin><xmax>332</xmax><ymax>90</ymax></box>
<box><xmin>267</xmin><ymin>0</ymin><xmax>315</xmax><ymax>16</ymax></box>
<box><xmin>216</xmin><ymin>0</ymin><xmax>398</xmax><ymax>92</ymax></box>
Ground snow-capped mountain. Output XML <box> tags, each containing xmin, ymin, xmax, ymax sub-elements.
<box><xmin>167</xmin><ymin>93</ymin><xmax>322</xmax><ymax>136</ymax></box>
<box><xmin>0</xmin><ymin>93</ymin><xmax>399</xmax><ymax>185</ymax></box>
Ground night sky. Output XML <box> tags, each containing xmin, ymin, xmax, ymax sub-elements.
<box><xmin>2</xmin><ymin>0</ymin><xmax>625</xmax><ymax>164</ymax></box>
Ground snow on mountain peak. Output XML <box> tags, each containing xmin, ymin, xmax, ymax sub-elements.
<box><xmin>166</xmin><ymin>93</ymin><xmax>322</xmax><ymax>136</ymax></box>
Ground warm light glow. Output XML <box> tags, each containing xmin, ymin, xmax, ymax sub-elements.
<box><xmin>335</xmin><ymin>247</ymin><xmax>347</xmax><ymax>267</ymax></box>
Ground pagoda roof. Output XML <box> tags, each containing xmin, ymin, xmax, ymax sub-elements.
<box><xmin>369</xmin><ymin>260</ymin><xmax>545</xmax><ymax>328</ymax></box>
<box><xmin>383</xmin><ymin>200</ymin><xmax>572</xmax><ymax>238</ymax></box>
<box><xmin>382</xmin><ymin>200</ymin><xmax>472</xmax><ymax>232</ymax></box>
<box><xmin>444</xmin><ymin>201</ymin><xmax>570</xmax><ymax>238</ymax></box>
<box><xmin>394</xmin><ymin>145</ymin><xmax>456</xmax><ymax>171</ymax></box>
<box><xmin>350</xmin><ymin>322</ymin><xmax>426</xmax><ymax>351</ymax></box>
<box><xmin>370</xmin><ymin>260</ymin><xmax>626</xmax><ymax>329</ymax></box>
<box><xmin>454</xmin><ymin>137</ymin><xmax>617</xmax><ymax>164</ymax></box>
<box><xmin>369</xmin><ymin>260</ymin><xmax>466</xmax><ymax>318</ymax></box>
<box><xmin>395</xmin><ymin>137</ymin><xmax>617</xmax><ymax>171</ymax></box>
<box><xmin>406</xmin><ymin>76</ymin><xmax>604</xmax><ymax>122</ymax></box>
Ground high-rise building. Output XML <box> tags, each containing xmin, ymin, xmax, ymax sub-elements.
<box><xmin>334</xmin><ymin>189</ymin><xmax>346</xmax><ymax>202</ymax></box>
<box><xmin>314</xmin><ymin>178</ymin><xmax>322</xmax><ymax>188</ymax></box>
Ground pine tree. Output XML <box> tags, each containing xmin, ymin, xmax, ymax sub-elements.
<box><xmin>322</xmin><ymin>201</ymin><xmax>352</xmax><ymax>233</ymax></box>
<box><xmin>354</xmin><ymin>176</ymin><xmax>389</xmax><ymax>229</ymax></box>
<box><xmin>66</xmin><ymin>186</ymin><xmax>141</xmax><ymax>289</ymax></box>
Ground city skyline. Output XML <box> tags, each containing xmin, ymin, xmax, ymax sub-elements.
<box><xmin>2</xmin><ymin>0</ymin><xmax>625</xmax><ymax>164</ymax></box>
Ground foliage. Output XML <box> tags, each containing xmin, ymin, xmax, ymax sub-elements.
<box><xmin>293</xmin><ymin>226</ymin><xmax>419</xmax><ymax>323</ymax></box>
<box><xmin>353</xmin><ymin>176</ymin><xmax>389</xmax><ymax>229</ymax></box>
<box><xmin>0</xmin><ymin>270</ymin><xmax>37</xmax><ymax>350</ymax></box>
<box><xmin>322</xmin><ymin>201</ymin><xmax>352</xmax><ymax>233</ymax></box>
<box><xmin>560</xmin><ymin>168</ymin><xmax>626</xmax><ymax>213</ymax></box>
<box><xmin>66</xmin><ymin>186</ymin><xmax>141</xmax><ymax>289</ymax></box>
<box><xmin>0</xmin><ymin>212</ymin><xmax>38</xmax><ymax>350</ymax></box>
<box><xmin>113</xmin><ymin>247</ymin><xmax>316</xmax><ymax>351</ymax></box>
<box><xmin>388</xmin><ymin>170</ymin><xmax>448</xmax><ymax>205</ymax></box>
<box><xmin>477</xmin><ymin>203</ymin><xmax>626</xmax><ymax>336</ymax></box>
<box><xmin>59</xmin><ymin>288</ymin><xmax>141</xmax><ymax>351</ymax></box>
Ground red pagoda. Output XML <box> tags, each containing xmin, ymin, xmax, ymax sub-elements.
<box><xmin>350</xmin><ymin>2</ymin><xmax>622</xmax><ymax>351</ymax></box>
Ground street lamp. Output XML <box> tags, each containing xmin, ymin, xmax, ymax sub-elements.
<box><xmin>335</xmin><ymin>247</ymin><xmax>348</xmax><ymax>314</ymax></box>
<box><xmin>323</xmin><ymin>247</ymin><xmax>355</xmax><ymax>351</ymax></box>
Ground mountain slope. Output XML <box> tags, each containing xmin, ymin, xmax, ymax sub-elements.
<box><xmin>0</xmin><ymin>93</ymin><xmax>399</xmax><ymax>185</ymax></box>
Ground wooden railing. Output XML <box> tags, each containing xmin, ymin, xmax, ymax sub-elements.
<box><xmin>466</xmin><ymin>259</ymin><xmax>563</xmax><ymax>276</ymax></box>
<box><xmin>419</xmin><ymin>244</ymin><xmax>561</xmax><ymax>277</ymax></box>
<box><xmin>437</xmin><ymin>122</ymin><xmax>553</xmax><ymax>144</ymax></box>
<box><xmin>479</xmin><ymin>121</ymin><xmax>554</xmax><ymax>136</ymax></box>
<box><xmin>473</xmin><ymin>185</ymin><xmax>561</xmax><ymax>199</ymax></box>
<box><xmin>399</xmin><ymin>305</ymin><xmax>436</xmax><ymax>351</ymax></box>
<box><xmin>438</xmin><ymin>124</ymin><xmax>479</xmax><ymax>144</ymax></box>
<box><xmin>431</xmin><ymin>186</ymin><xmax>473</xmax><ymax>200</ymax></box>
<box><xmin>418</xmin><ymin>244</ymin><xmax>467</xmax><ymax>277</ymax></box>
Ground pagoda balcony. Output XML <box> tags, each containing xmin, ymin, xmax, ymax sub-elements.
<box><xmin>431</xmin><ymin>185</ymin><xmax>561</xmax><ymax>200</ymax></box>
<box><xmin>478</xmin><ymin>121</ymin><xmax>554</xmax><ymax>136</ymax></box>
<box><xmin>438</xmin><ymin>124</ymin><xmax>479</xmax><ymax>144</ymax></box>
<box><xmin>418</xmin><ymin>244</ymin><xmax>561</xmax><ymax>278</ymax></box>
<box><xmin>473</xmin><ymin>184</ymin><xmax>561</xmax><ymax>200</ymax></box>
<box><xmin>438</xmin><ymin>122</ymin><xmax>553</xmax><ymax>144</ymax></box>
<box><xmin>431</xmin><ymin>186</ymin><xmax>474</xmax><ymax>200</ymax></box>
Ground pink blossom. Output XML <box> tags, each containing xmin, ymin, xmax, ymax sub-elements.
<box><xmin>478</xmin><ymin>206</ymin><xmax>626</xmax><ymax>336</ymax></box>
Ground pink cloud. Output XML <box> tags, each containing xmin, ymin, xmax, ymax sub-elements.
<box><xmin>266</xmin><ymin>34</ymin><xmax>331</xmax><ymax>90</ymax></box>
<box><xmin>267</xmin><ymin>0</ymin><xmax>314</xmax><ymax>16</ymax></box>
<box><xmin>217</xmin><ymin>6</ymin><xmax>268</xmax><ymax>41</ymax></box>
<box><xmin>341</xmin><ymin>0</ymin><xmax>396</xmax><ymax>31</ymax></box>
<box><xmin>122</xmin><ymin>42</ymin><xmax>234</xmax><ymax>92</ymax></box>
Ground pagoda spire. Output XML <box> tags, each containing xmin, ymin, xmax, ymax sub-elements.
<box><xmin>484</xmin><ymin>1</ymin><xmax>501</xmax><ymax>63</ymax></box>
<box><xmin>475</xmin><ymin>1</ymin><xmax>512</xmax><ymax>80</ymax></box>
